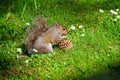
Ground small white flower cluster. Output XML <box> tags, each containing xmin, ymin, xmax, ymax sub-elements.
<box><xmin>99</xmin><ymin>8</ymin><xmax>119</xmax><ymax>14</ymax></box>
<box><xmin>26</xmin><ymin>22</ymin><xmax>31</xmax><ymax>32</ymax></box>
<box><xmin>78</xmin><ymin>25</ymin><xmax>84</xmax><ymax>29</ymax></box>
<box><xmin>80</xmin><ymin>34</ymin><xmax>85</xmax><ymax>37</ymax></box>
<box><xmin>17</xmin><ymin>48</ymin><xmax>22</xmax><ymax>53</ymax></box>
<box><xmin>116</xmin><ymin>8</ymin><xmax>119</xmax><ymax>12</ymax></box>
<box><xmin>70</xmin><ymin>25</ymin><xmax>76</xmax><ymax>30</ymax></box>
<box><xmin>116</xmin><ymin>15</ymin><xmax>120</xmax><ymax>19</ymax></box>
<box><xmin>70</xmin><ymin>24</ymin><xmax>85</xmax><ymax>37</ymax></box>
<box><xmin>26</xmin><ymin>22</ymin><xmax>31</xmax><ymax>26</ymax></box>
<box><xmin>17</xmin><ymin>47</ymin><xmax>38</xmax><ymax>53</ymax></box>
<box><xmin>70</xmin><ymin>25</ymin><xmax>84</xmax><ymax>30</ymax></box>
<box><xmin>110</xmin><ymin>10</ymin><xmax>118</xmax><ymax>15</ymax></box>
<box><xmin>110</xmin><ymin>9</ymin><xmax>120</xmax><ymax>21</ymax></box>
<box><xmin>99</xmin><ymin>8</ymin><xmax>120</xmax><ymax>21</ymax></box>
<box><xmin>25</xmin><ymin>59</ymin><xmax>29</xmax><ymax>63</ymax></box>
<box><xmin>99</xmin><ymin>9</ymin><xmax>104</xmax><ymax>13</ymax></box>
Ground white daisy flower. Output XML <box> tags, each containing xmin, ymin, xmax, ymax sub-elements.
<box><xmin>116</xmin><ymin>15</ymin><xmax>120</xmax><ymax>19</ymax></box>
<box><xmin>80</xmin><ymin>34</ymin><xmax>85</xmax><ymax>37</ymax></box>
<box><xmin>26</xmin><ymin>22</ymin><xmax>31</xmax><ymax>26</ymax></box>
<box><xmin>99</xmin><ymin>9</ymin><xmax>104</xmax><ymax>13</ymax></box>
<box><xmin>78</xmin><ymin>25</ymin><xmax>83</xmax><ymax>29</ymax></box>
<box><xmin>25</xmin><ymin>60</ymin><xmax>29</xmax><ymax>63</ymax></box>
<box><xmin>33</xmin><ymin>48</ymin><xmax>38</xmax><ymax>52</ymax></box>
<box><xmin>70</xmin><ymin>25</ymin><xmax>76</xmax><ymax>30</ymax></box>
<box><xmin>116</xmin><ymin>8</ymin><xmax>119</xmax><ymax>12</ymax></box>
<box><xmin>17</xmin><ymin>48</ymin><xmax>22</xmax><ymax>53</ymax></box>
<box><xmin>110</xmin><ymin>10</ymin><xmax>118</xmax><ymax>15</ymax></box>
<box><xmin>114</xmin><ymin>19</ymin><xmax>117</xmax><ymax>22</ymax></box>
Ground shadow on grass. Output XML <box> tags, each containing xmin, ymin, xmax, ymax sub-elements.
<box><xmin>1</xmin><ymin>0</ymin><xmax>120</xmax><ymax>16</ymax></box>
<box><xmin>0</xmin><ymin>43</ymin><xmax>26</xmax><ymax>78</ymax></box>
<box><xmin>34</xmin><ymin>0</ymin><xmax>120</xmax><ymax>15</ymax></box>
<box><xmin>63</xmin><ymin>63</ymin><xmax>120</xmax><ymax>80</ymax></box>
<box><xmin>0</xmin><ymin>60</ymin><xmax>15</xmax><ymax>77</ymax></box>
<box><xmin>0</xmin><ymin>52</ymin><xmax>26</xmax><ymax>79</ymax></box>
<box><xmin>0</xmin><ymin>53</ymin><xmax>16</xmax><ymax>78</ymax></box>
<box><xmin>87</xmin><ymin>65</ymin><xmax>120</xmax><ymax>80</ymax></box>
<box><xmin>86</xmin><ymin>69</ymin><xmax>120</xmax><ymax>80</ymax></box>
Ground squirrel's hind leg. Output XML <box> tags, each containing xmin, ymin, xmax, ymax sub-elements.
<box><xmin>46</xmin><ymin>43</ymin><xmax>53</xmax><ymax>53</ymax></box>
<box><xmin>38</xmin><ymin>43</ymin><xmax>53</xmax><ymax>54</ymax></box>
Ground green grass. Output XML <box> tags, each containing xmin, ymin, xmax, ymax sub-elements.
<box><xmin>0</xmin><ymin>0</ymin><xmax>120</xmax><ymax>80</ymax></box>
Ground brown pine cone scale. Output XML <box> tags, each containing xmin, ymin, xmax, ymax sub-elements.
<box><xmin>58</xmin><ymin>40</ymin><xmax>73</xmax><ymax>50</ymax></box>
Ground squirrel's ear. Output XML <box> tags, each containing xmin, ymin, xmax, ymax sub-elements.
<box><xmin>55</xmin><ymin>23</ymin><xmax>60</xmax><ymax>28</ymax></box>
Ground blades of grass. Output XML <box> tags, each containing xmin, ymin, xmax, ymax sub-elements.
<box><xmin>21</xmin><ymin>4</ymin><xmax>27</xmax><ymax>18</ymax></box>
<box><xmin>34</xmin><ymin>0</ymin><xmax>37</xmax><ymax>10</ymax></box>
<box><xmin>5</xmin><ymin>12</ymin><xmax>12</xmax><ymax>20</ymax></box>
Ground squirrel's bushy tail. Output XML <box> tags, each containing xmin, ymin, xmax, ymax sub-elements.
<box><xmin>25</xmin><ymin>17</ymin><xmax>48</xmax><ymax>56</ymax></box>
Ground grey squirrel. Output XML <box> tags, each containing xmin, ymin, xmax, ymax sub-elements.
<box><xmin>25</xmin><ymin>18</ymin><xmax>68</xmax><ymax>56</ymax></box>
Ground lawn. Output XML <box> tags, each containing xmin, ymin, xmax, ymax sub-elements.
<box><xmin>0</xmin><ymin>0</ymin><xmax>120</xmax><ymax>80</ymax></box>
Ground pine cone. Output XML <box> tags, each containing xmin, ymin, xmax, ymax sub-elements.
<box><xmin>58</xmin><ymin>40</ymin><xmax>73</xmax><ymax>50</ymax></box>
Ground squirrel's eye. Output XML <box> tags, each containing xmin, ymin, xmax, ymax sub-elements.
<box><xmin>63</xmin><ymin>28</ymin><xmax>65</xmax><ymax>30</ymax></box>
